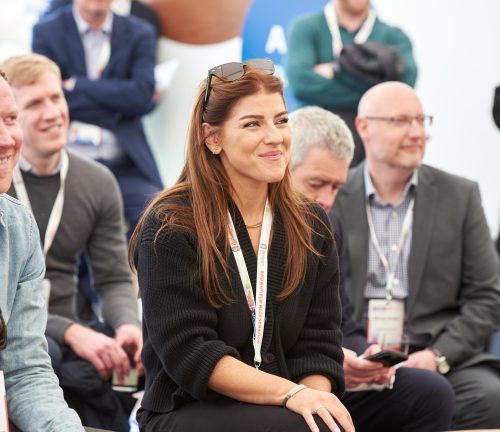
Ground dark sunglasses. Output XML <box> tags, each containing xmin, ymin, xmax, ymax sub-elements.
<box><xmin>203</xmin><ymin>58</ymin><xmax>275</xmax><ymax>111</ymax></box>
<box><xmin>0</xmin><ymin>308</ymin><xmax>6</xmax><ymax>350</ymax></box>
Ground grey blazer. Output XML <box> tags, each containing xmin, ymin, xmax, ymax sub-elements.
<box><xmin>332</xmin><ymin>162</ymin><xmax>500</xmax><ymax>370</ymax></box>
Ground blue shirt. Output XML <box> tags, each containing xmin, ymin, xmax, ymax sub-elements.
<box><xmin>364</xmin><ymin>164</ymin><xmax>418</xmax><ymax>300</ymax></box>
<box><xmin>0</xmin><ymin>194</ymin><xmax>84</xmax><ymax>431</ymax></box>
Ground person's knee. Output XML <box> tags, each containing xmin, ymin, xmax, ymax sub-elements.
<box><xmin>398</xmin><ymin>367</ymin><xmax>455</xmax><ymax>422</ymax></box>
<box><xmin>454</xmin><ymin>373</ymin><xmax>500</xmax><ymax>427</ymax></box>
<box><xmin>413</xmin><ymin>369</ymin><xmax>455</xmax><ymax>409</ymax></box>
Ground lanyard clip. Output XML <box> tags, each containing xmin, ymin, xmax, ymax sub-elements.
<box><xmin>385</xmin><ymin>290</ymin><xmax>393</xmax><ymax>305</ymax></box>
<box><xmin>254</xmin><ymin>361</ymin><xmax>261</xmax><ymax>370</ymax></box>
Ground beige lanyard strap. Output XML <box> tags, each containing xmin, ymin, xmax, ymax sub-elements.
<box><xmin>12</xmin><ymin>150</ymin><xmax>69</xmax><ymax>257</ymax></box>
<box><xmin>324</xmin><ymin>2</ymin><xmax>376</xmax><ymax>57</ymax></box>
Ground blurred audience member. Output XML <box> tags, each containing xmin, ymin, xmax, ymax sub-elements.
<box><xmin>0</xmin><ymin>70</ymin><xmax>84</xmax><ymax>432</ymax></box>
<box><xmin>2</xmin><ymin>53</ymin><xmax>142</xmax><ymax>432</ymax></box>
<box><xmin>290</xmin><ymin>106</ymin><xmax>454</xmax><ymax>432</ymax></box>
<box><xmin>492</xmin><ymin>84</ymin><xmax>500</xmax><ymax>131</ymax></box>
<box><xmin>286</xmin><ymin>0</ymin><xmax>417</xmax><ymax>166</ymax></box>
<box><xmin>333</xmin><ymin>81</ymin><xmax>500</xmax><ymax>429</ymax></box>
<box><xmin>32</xmin><ymin>0</ymin><xmax>162</xmax><ymax>236</ymax></box>
<box><xmin>42</xmin><ymin>0</ymin><xmax>160</xmax><ymax>32</ymax></box>
<box><xmin>491</xmin><ymin>85</ymin><xmax>500</xmax><ymax>255</ymax></box>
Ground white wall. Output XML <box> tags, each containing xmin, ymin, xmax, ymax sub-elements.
<box><xmin>375</xmin><ymin>0</ymin><xmax>500</xmax><ymax>236</ymax></box>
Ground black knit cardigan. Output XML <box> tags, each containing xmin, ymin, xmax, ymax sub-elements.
<box><xmin>135</xmin><ymin>197</ymin><xmax>345</xmax><ymax>413</ymax></box>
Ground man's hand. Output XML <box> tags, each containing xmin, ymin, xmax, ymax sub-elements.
<box><xmin>314</xmin><ymin>62</ymin><xmax>335</xmax><ymax>80</ymax></box>
<box><xmin>62</xmin><ymin>77</ymin><xmax>76</xmax><ymax>91</ymax></box>
<box><xmin>402</xmin><ymin>349</ymin><xmax>437</xmax><ymax>371</ymax></box>
<box><xmin>63</xmin><ymin>323</ymin><xmax>130</xmax><ymax>381</ymax></box>
<box><xmin>343</xmin><ymin>346</ymin><xmax>394</xmax><ymax>388</ymax></box>
<box><xmin>114</xmin><ymin>324</ymin><xmax>144</xmax><ymax>376</ymax></box>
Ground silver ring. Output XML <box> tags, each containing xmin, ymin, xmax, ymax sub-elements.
<box><xmin>313</xmin><ymin>405</ymin><xmax>326</xmax><ymax>414</ymax></box>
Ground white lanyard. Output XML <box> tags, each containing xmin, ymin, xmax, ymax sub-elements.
<box><xmin>324</xmin><ymin>2</ymin><xmax>376</xmax><ymax>57</ymax></box>
<box><xmin>366</xmin><ymin>196</ymin><xmax>414</xmax><ymax>302</ymax></box>
<box><xmin>227</xmin><ymin>200</ymin><xmax>272</xmax><ymax>369</ymax></box>
<box><xmin>12</xmin><ymin>150</ymin><xmax>69</xmax><ymax>257</ymax></box>
<box><xmin>94</xmin><ymin>34</ymin><xmax>111</xmax><ymax>78</ymax></box>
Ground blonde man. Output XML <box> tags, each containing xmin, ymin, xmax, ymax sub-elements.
<box><xmin>2</xmin><ymin>54</ymin><xmax>142</xmax><ymax>431</ymax></box>
<box><xmin>0</xmin><ymin>69</ymin><xmax>84</xmax><ymax>431</ymax></box>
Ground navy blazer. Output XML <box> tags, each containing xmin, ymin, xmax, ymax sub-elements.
<box><xmin>32</xmin><ymin>5</ymin><xmax>162</xmax><ymax>190</ymax></box>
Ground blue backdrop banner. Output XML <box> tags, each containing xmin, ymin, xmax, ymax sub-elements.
<box><xmin>242</xmin><ymin>0</ymin><xmax>326</xmax><ymax>111</ymax></box>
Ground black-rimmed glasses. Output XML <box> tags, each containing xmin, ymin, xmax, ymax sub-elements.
<box><xmin>203</xmin><ymin>58</ymin><xmax>275</xmax><ymax>111</ymax></box>
<box><xmin>0</xmin><ymin>308</ymin><xmax>6</xmax><ymax>350</ymax></box>
<box><xmin>365</xmin><ymin>115</ymin><xmax>433</xmax><ymax>128</ymax></box>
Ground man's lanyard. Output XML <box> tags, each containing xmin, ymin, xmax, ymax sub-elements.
<box><xmin>12</xmin><ymin>150</ymin><xmax>69</xmax><ymax>257</ymax></box>
<box><xmin>366</xmin><ymin>196</ymin><xmax>415</xmax><ymax>302</ymax></box>
<box><xmin>227</xmin><ymin>200</ymin><xmax>272</xmax><ymax>369</ymax></box>
<box><xmin>324</xmin><ymin>2</ymin><xmax>376</xmax><ymax>57</ymax></box>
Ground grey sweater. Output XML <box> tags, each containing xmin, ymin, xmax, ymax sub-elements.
<box><xmin>8</xmin><ymin>150</ymin><xmax>139</xmax><ymax>343</ymax></box>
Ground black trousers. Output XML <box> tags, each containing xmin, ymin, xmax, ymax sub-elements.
<box><xmin>447</xmin><ymin>363</ymin><xmax>500</xmax><ymax>429</ymax></box>
<box><xmin>342</xmin><ymin>367</ymin><xmax>455</xmax><ymax>432</ymax></box>
<box><xmin>137</xmin><ymin>399</ymin><xmax>337</xmax><ymax>432</ymax></box>
<box><xmin>47</xmin><ymin>322</ymin><xmax>136</xmax><ymax>432</ymax></box>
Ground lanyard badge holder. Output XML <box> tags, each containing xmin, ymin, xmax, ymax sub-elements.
<box><xmin>366</xmin><ymin>197</ymin><xmax>414</xmax><ymax>350</ymax></box>
<box><xmin>228</xmin><ymin>200</ymin><xmax>272</xmax><ymax>369</ymax></box>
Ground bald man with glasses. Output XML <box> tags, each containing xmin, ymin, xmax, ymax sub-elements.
<box><xmin>332</xmin><ymin>81</ymin><xmax>500</xmax><ymax>429</ymax></box>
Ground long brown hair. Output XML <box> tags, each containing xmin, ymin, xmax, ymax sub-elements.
<box><xmin>129</xmin><ymin>67</ymin><xmax>327</xmax><ymax>307</ymax></box>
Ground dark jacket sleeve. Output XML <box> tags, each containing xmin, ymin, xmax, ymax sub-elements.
<box><xmin>136</xmin><ymin>214</ymin><xmax>240</xmax><ymax>400</ymax></box>
<box><xmin>493</xmin><ymin>86</ymin><xmax>500</xmax><ymax>130</ymax></box>
<box><xmin>331</xmin><ymin>214</ymin><xmax>370</xmax><ymax>355</ymax></box>
<box><xmin>431</xmin><ymin>181</ymin><xmax>500</xmax><ymax>366</ymax></box>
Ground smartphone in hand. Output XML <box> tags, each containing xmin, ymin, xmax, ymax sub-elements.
<box><xmin>112</xmin><ymin>368</ymin><xmax>139</xmax><ymax>392</ymax></box>
<box><xmin>364</xmin><ymin>349</ymin><xmax>408</xmax><ymax>367</ymax></box>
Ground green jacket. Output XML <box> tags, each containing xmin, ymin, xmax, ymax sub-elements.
<box><xmin>286</xmin><ymin>11</ymin><xmax>418</xmax><ymax>111</ymax></box>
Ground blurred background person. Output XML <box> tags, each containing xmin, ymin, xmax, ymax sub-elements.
<box><xmin>32</xmin><ymin>0</ymin><xmax>163</xmax><ymax>237</ymax></box>
<box><xmin>286</xmin><ymin>0</ymin><xmax>417</xmax><ymax>166</ymax></box>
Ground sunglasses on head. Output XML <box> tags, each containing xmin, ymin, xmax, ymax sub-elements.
<box><xmin>203</xmin><ymin>58</ymin><xmax>275</xmax><ymax>111</ymax></box>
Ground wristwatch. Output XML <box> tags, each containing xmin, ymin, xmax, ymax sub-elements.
<box><xmin>431</xmin><ymin>348</ymin><xmax>450</xmax><ymax>374</ymax></box>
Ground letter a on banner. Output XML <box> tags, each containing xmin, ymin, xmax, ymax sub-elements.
<box><xmin>265</xmin><ymin>25</ymin><xmax>287</xmax><ymax>54</ymax></box>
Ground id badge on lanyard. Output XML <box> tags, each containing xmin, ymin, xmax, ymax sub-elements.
<box><xmin>367</xmin><ymin>299</ymin><xmax>404</xmax><ymax>350</ymax></box>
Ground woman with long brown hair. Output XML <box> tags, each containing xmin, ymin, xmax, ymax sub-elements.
<box><xmin>130</xmin><ymin>59</ymin><xmax>354</xmax><ymax>432</ymax></box>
